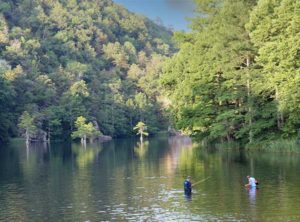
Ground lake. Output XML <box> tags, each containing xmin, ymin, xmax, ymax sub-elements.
<box><xmin>1</xmin><ymin>137</ymin><xmax>300</xmax><ymax>221</ymax></box>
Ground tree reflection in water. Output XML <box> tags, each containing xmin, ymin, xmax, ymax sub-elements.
<box><xmin>72</xmin><ymin>143</ymin><xmax>102</xmax><ymax>168</ymax></box>
<box><xmin>134</xmin><ymin>141</ymin><xmax>149</xmax><ymax>159</ymax></box>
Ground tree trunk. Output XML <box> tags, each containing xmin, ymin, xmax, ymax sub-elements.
<box><xmin>81</xmin><ymin>135</ymin><xmax>87</xmax><ymax>147</ymax></box>
<box><xmin>227</xmin><ymin>133</ymin><xmax>231</xmax><ymax>142</ymax></box>
<box><xmin>47</xmin><ymin>124</ymin><xmax>50</xmax><ymax>143</ymax></box>
<box><xmin>111</xmin><ymin>105</ymin><xmax>115</xmax><ymax>136</ymax></box>
<box><xmin>140</xmin><ymin>132</ymin><xmax>143</xmax><ymax>143</ymax></box>
<box><xmin>275</xmin><ymin>86</ymin><xmax>283</xmax><ymax>129</ymax></box>
<box><xmin>246</xmin><ymin>56</ymin><xmax>253</xmax><ymax>143</ymax></box>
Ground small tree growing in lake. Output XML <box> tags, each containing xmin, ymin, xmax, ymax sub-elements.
<box><xmin>18</xmin><ymin>111</ymin><xmax>36</xmax><ymax>146</ymax></box>
<box><xmin>72</xmin><ymin>116</ymin><xmax>100</xmax><ymax>146</ymax></box>
<box><xmin>133</xmin><ymin>121</ymin><xmax>148</xmax><ymax>143</ymax></box>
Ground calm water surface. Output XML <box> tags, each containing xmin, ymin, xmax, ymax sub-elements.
<box><xmin>1</xmin><ymin>137</ymin><xmax>300</xmax><ymax>221</ymax></box>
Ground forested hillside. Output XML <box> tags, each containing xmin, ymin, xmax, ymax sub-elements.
<box><xmin>0</xmin><ymin>0</ymin><xmax>174</xmax><ymax>143</ymax></box>
<box><xmin>161</xmin><ymin>0</ymin><xmax>300</xmax><ymax>144</ymax></box>
<box><xmin>1</xmin><ymin>0</ymin><xmax>299</xmax><ymax>146</ymax></box>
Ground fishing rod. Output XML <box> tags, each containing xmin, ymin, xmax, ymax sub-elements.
<box><xmin>192</xmin><ymin>177</ymin><xmax>211</xmax><ymax>187</ymax></box>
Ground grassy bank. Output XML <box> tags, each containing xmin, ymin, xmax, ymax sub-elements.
<box><xmin>245</xmin><ymin>138</ymin><xmax>300</xmax><ymax>153</ymax></box>
<box><xmin>194</xmin><ymin>136</ymin><xmax>300</xmax><ymax>154</ymax></box>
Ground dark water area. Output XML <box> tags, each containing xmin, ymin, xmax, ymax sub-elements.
<box><xmin>1</xmin><ymin>137</ymin><xmax>300</xmax><ymax>221</ymax></box>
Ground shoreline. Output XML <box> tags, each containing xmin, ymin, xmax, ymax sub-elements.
<box><xmin>191</xmin><ymin>137</ymin><xmax>300</xmax><ymax>154</ymax></box>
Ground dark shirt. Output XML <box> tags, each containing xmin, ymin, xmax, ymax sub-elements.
<box><xmin>184</xmin><ymin>180</ymin><xmax>192</xmax><ymax>194</ymax></box>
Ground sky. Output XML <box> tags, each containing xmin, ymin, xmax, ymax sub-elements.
<box><xmin>113</xmin><ymin>0</ymin><xmax>195</xmax><ymax>31</ymax></box>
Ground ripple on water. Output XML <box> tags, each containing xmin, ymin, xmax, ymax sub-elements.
<box><xmin>2</xmin><ymin>138</ymin><xmax>300</xmax><ymax>221</ymax></box>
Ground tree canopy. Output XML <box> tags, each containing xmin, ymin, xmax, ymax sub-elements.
<box><xmin>0</xmin><ymin>0</ymin><xmax>174</xmax><ymax>143</ymax></box>
<box><xmin>161</xmin><ymin>0</ymin><xmax>300</xmax><ymax>144</ymax></box>
<box><xmin>0</xmin><ymin>0</ymin><xmax>298</xmax><ymax>146</ymax></box>
<box><xmin>133</xmin><ymin>121</ymin><xmax>148</xmax><ymax>142</ymax></box>
<box><xmin>71</xmin><ymin>116</ymin><xmax>101</xmax><ymax>144</ymax></box>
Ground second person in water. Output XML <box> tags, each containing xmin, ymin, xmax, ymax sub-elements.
<box><xmin>245</xmin><ymin>175</ymin><xmax>258</xmax><ymax>188</ymax></box>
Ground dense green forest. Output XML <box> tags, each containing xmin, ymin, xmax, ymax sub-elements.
<box><xmin>0</xmin><ymin>0</ymin><xmax>299</xmax><ymax>146</ymax></box>
<box><xmin>0</xmin><ymin>0</ymin><xmax>174</xmax><ymax>143</ymax></box>
<box><xmin>161</xmin><ymin>0</ymin><xmax>300</xmax><ymax>144</ymax></box>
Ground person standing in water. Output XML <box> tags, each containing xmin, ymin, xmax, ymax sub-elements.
<box><xmin>245</xmin><ymin>175</ymin><xmax>257</xmax><ymax>188</ymax></box>
<box><xmin>184</xmin><ymin>176</ymin><xmax>192</xmax><ymax>195</ymax></box>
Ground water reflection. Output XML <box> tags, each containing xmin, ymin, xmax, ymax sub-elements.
<box><xmin>1</xmin><ymin>138</ymin><xmax>300</xmax><ymax>221</ymax></box>
<box><xmin>134</xmin><ymin>141</ymin><xmax>149</xmax><ymax>158</ymax></box>
<box><xmin>72</xmin><ymin>143</ymin><xmax>102</xmax><ymax>168</ymax></box>
<box><xmin>246</xmin><ymin>186</ymin><xmax>258</xmax><ymax>221</ymax></box>
<box><xmin>247</xmin><ymin>187</ymin><xmax>257</xmax><ymax>205</ymax></box>
<box><xmin>184</xmin><ymin>192</ymin><xmax>192</xmax><ymax>202</ymax></box>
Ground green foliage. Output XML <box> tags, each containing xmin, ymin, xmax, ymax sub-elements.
<box><xmin>162</xmin><ymin>0</ymin><xmax>257</xmax><ymax>143</ymax></box>
<box><xmin>133</xmin><ymin>121</ymin><xmax>148</xmax><ymax>135</ymax></box>
<box><xmin>0</xmin><ymin>0</ymin><xmax>174</xmax><ymax>141</ymax></box>
<box><xmin>70</xmin><ymin>80</ymin><xmax>89</xmax><ymax>97</ymax></box>
<box><xmin>247</xmin><ymin>0</ymin><xmax>300</xmax><ymax>137</ymax></box>
<box><xmin>133</xmin><ymin>121</ymin><xmax>149</xmax><ymax>141</ymax></box>
<box><xmin>0</xmin><ymin>74</ymin><xmax>14</xmax><ymax>143</ymax></box>
<box><xmin>71</xmin><ymin>116</ymin><xmax>100</xmax><ymax>141</ymax></box>
<box><xmin>18</xmin><ymin>111</ymin><xmax>37</xmax><ymax>141</ymax></box>
<box><xmin>246</xmin><ymin>139</ymin><xmax>300</xmax><ymax>153</ymax></box>
<box><xmin>161</xmin><ymin>0</ymin><xmax>300</xmax><ymax>146</ymax></box>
